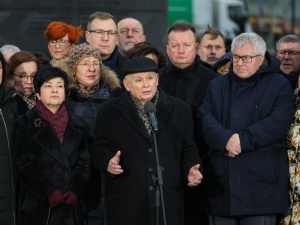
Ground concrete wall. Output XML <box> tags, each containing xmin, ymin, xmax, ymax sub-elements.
<box><xmin>0</xmin><ymin>0</ymin><xmax>167</xmax><ymax>56</ymax></box>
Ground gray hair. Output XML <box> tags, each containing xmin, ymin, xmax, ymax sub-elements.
<box><xmin>231</xmin><ymin>33</ymin><xmax>266</xmax><ymax>55</ymax></box>
<box><xmin>0</xmin><ymin>44</ymin><xmax>20</xmax><ymax>55</ymax></box>
<box><xmin>276</xmin><ymin>34</ymin><xmax>300</xmax><ymax>50</ymax></box>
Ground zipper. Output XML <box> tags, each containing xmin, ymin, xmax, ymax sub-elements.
<box><xmin>0</xmin><ymin>108</ymin><xmax>17</xmax><ymax>225</ymax></box>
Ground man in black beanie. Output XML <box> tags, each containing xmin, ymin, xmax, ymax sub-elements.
<box><xmin>91</xmin><ymin>57</ymin><xmax>203</xmax><ymax>225</ymax></box>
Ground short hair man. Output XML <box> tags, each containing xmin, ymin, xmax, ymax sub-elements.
<box><xmin>117</xmin><ymin>18</ymin><xmax>146</xmax><ymax>57</ymax></box>
<box><xmin>158</xmin><ymin>21</ymin><xmax>219</xmax><ymax>225</ymax></box>
<box><xmin>198</xmin><ymin>26</ymin><xmax>226</xmax><ymax>68</ymax></box>
<box><xmin>276</xmin><ymin>34</ymin><xmax>300</xmax><ymax>90</ymax></box>
<box><xmin>91</xmin><ymin>57</ymin><xmax>202</xmax><ymax>225</ymax></box>
<box><xmin>199</xmin><ymin>33</ymin><xmax>294</xmax><ymax>225</ymax></box>
<box><xmin>86</xmin><ymin>11</ymin><xmax>125</xmax><ymax>95</ymax></box>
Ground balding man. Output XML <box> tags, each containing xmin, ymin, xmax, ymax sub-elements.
<box><xmin>117</xmin><ymin>18</ymin><xmax>146</xmax><ymax>56</ymax></box>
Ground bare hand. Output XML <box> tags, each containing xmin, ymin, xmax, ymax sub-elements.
<box><xmin>187</xmin><ymin>164</ymin><xmax>203</xmax><ymax>187</ymax></box>
<box><xmin>226</xmin><ymin>133</ymin><xmax>241</xmax><ymax>157</ymax></box>
<box><xmin>107</xmin><ymin>151</ymin><xmax>123</xmax><ymax>175</ymax></box>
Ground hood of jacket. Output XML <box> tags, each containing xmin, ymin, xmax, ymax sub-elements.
<box><xmin>227</xmin><ymin>51</ymin><xmax>280</xmax><ymax>82</ymax></box>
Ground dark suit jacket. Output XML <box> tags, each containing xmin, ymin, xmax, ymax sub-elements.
<box><xmin>91</xmin><ymin>91</ymin><xmax>201</xmax><ymax>225</ymax></box>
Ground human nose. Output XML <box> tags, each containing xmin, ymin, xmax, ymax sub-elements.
<box><xmin>24</xmin><ymin>76</ymin><xmax>34</xmax><ymax>84</ymax></box>
<box><xmin>283</xmin><ymin>52</ymin><xmax>290</xmax><ymax>59</ymax></box>
<box><xmin>88</xmin><ymin>64</ymin><xmax>96</xmax><ymax>71</ymax></box>
<box><xmin>101</xmin><ymin>32</ymin><xmax>109</xmax><ymax>40</ymax></box>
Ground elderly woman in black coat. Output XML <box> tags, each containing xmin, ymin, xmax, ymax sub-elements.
<box><xmin>12</xmin><ymin>66</ymin><xmax>90</xmax><ymax>225</ymax></box>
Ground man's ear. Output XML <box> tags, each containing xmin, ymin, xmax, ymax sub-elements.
<box><xmin>123</xmin><ymin>77</ymin><xmax>130</xmax><ymax>92</ymax></box>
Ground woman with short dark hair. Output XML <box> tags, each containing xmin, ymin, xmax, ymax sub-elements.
<box><xmin>13</xmin><ymin>66</ymin><xmax>90</xmax><ymax>225</ymax></box>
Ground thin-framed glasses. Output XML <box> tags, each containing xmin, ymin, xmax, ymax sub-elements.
<box><xmin>88</xmin><ymin>29</ymin><xmax>118</xmax><ymax>38</ymax></box>
<box><xmin>13</xmin><ymin>73</ymin><xmax>35</xmax><ymax>81</ymax></box>
<box><xmin>48</xmin><ymin>39</ymin><xmax>70</xmax><ymax>47</ymax></box>
<box><xmin>276</xmin><ymin>50</ymin><xmax>300</xmax><ymax>58</ymax></box>
<box><xmin>231</xmin><ymin>54</ymin><xmax>260</xmax><ymax>63</ymax></box>
<box><xmin>78</xmin><ymin>61</ymin><xmax>100</xmax><ymax>71</ymax></box>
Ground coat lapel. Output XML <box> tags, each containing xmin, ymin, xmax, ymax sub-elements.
<box><xmin>116</xmin><ymin>93</ymin><xmax>150</xmax><ymax>139</ymax></box>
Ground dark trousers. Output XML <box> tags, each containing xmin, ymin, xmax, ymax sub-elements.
<box><xmin>209</xmin><ymin>215</ymin><xmax>276</xmax><ymax>225</ymax></box>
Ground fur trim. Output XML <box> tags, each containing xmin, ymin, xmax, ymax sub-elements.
<box><xmin>52</xmin><ymin>57</ymin><xmax>121</xmax><ymax>90</ymax></box>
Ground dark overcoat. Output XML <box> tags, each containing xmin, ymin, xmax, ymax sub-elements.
<box><xmin>198</xmin><ymin>52</ymin><xmax>295</xmax><ymax>216</ymax></box>
<box><xmin>12</xmin><ymin>106</ymin><xmax>90</xmax><ymax>225</ymax></box>
<box><xmin>0</xmin><ymin>86</ymin><xmax>18</xmax><ymax>225</ymax></box>
<box><xmin>91</xmin><ymin>91</ymin><xmax>201</xmax><ymax>225</ymax></box>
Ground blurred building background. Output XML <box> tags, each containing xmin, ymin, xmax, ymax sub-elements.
<box><xmin>246</xmin><ymin>0</ymin><xmax>299</xmax><ymax>54</ymax></box>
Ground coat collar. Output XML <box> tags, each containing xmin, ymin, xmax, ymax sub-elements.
<box><xmin>116</xmin><ymin>90</ymin><xmax>175</xmax><ymax>139</ymax></box>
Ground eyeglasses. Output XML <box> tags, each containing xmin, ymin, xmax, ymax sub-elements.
<box><xmin>276</xmin><ymin>50</ymin><xmax>300</xmax><ymax>58</ymax></box>
<box><xmin>13</xmin><ymin>73</ymin><xmax>35</xmax><ymax>81</ymax></box>
<box><xmin>231</xmin><ymin>54</ymin><xmax>260</xmax><ymax>63</ymax></box>
<box><xmin>48</xmin><ymin>39</ymin><xmax>70</xmax><ymax>47</ymax></box>
<box><xmin>78</xmin><ymin>61</ymin><xmax>100</xmax><ymax>71</ymax></box>
<box><xmin>88</xmin><ymin>29</ymin><xmax>118</xmax><ymax>38</ymax></box>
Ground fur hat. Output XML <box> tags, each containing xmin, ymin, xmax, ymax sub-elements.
<box><xmin>122</xmin><ymin>57</ymin><xmax>159</xmax><ymax>77</ymax></box>
<box><xmin>68</xmin><ymin>43</ymin><xmax>102</xmax><ymax>73</ymax></box>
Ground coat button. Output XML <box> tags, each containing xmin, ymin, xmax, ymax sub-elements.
<box><xmin>149</xmin><ymin>186</ymin><xmax>154</xmax><ymax>191</ymax></box>
<box><xmin>148</xmin><ymin>167</ymin><xmax>153</xmax><ymax>172</ymax></box>
<box><xmin>148</xmin><ymin>148</ymin><xmax>152</xmax><ymax>152</ymax></box>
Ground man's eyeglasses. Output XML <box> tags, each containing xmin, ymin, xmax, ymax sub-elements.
<box><xmin>13</xmin><ymin>73</ymin><xmax>35</xmax><ymax>81</ymax></box>
<box><xmin>48</xmin><ymin>39</ymin><xmax>70</xmax><ymax>47</ymax></box>
<box><xmin>78</xmin><ymin>61</ymin><xmax>100</xmax><ymax>71</ymax></box>
<box><xmin>276</xmin><ymin>50</ymin><xmax>300</xmax><ymax>58</ymax></box>
<box><xmin>231</xmin><ymin>55</ymin><xmax>260</xmax><ymax>63</ymax></box>
<box><xmin>88</xmin><ymin>29</ymin><xmax>118</xmax><ymax>38</ymax></box>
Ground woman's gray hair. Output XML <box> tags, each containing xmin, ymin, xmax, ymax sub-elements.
<box><xmin>231</xmin><ymin>33</ymin><xmax>266</xmax><ymax>55</ymax></box>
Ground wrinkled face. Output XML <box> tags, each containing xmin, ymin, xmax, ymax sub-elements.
<box><xmin>48</xmin><ymin>34</ymin><xmax>74</xmax><ymax>61</ymax></box>
<box><xmin>13</xmin><ymin>61</ymin><xmax>37</xmax><ymax>97</ymax></box>
<box><xmin>123</xmin><ymin>71</ymin><xmax>159</xmax><ymax>104</ymax></box>
<box><xmin>166</xmin><ymin>30</ymin><xmax>198</xmax><ymax>69</ymax></box>
<box><xmin>85</xmin><ymin>18</ymin><xmax>118</xmax><ymax>60</ymax></box>
<box><xmin>0</xmin><ymin>61</ymin><xmax>2</xmax><ymax>84</ymax></box>
<box><xmin>117</xmin><ymin>18</ymin><xmax>146</xmax><ymax>55</ymax></box>
<box><xmin>75</xmin><ymin>56</ymin><xmax>101</xmax><ymax>87</ymax></box>
<box><xmin>232</xmin><ymin>43</ymin><xmax>264</xmax><ymax>79</ymax></box>
<box><xmin>36</xmin><ymin>77</ymin><xmax>65</xmax><ymax>113</ymax></box>
<box><xmin>198</xmin><ymin>34</ymin><xmax>226</xmax><ymax>65</ymax></box>
<box><xmin>276</xmin><ymin>42</ymin><xmax>300</xmax><ymax>75</ymax></box>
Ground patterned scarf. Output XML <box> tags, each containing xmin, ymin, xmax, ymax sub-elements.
<box><xmin>75</xmin><ymin>80</ymin><xmax>99</xmax><ymax>98</ymax></box>
<box><xmin>36</xmin><ymin>100</ymin><xmax>69</xmax><ymax>143</ymax></box>
<box><xmin>131</xmin><ymin>90</ymin><xmax>159</xmax><ymax>136</ymax></box>
<box><xmin>18</xmin><ymin>92</ymin><xmax>36</xmax><ymax>109</ymax></box>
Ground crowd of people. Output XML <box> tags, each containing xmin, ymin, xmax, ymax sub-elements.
<box><xmin>1</xmin><ymin>9</ymin><xmax>300</xmax><ymax>225</ymax></box>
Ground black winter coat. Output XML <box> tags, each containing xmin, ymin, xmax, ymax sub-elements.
<box><xmin>12</xmin><ymin>107</ymin><xmax>90</xmax><ymax>225</ymax></box>
<box><xmin>0</xmin><ymin>85</ymin><xmax>18</xmax><ymax>225</ymax></box>
<box><xmin>198</xmin><ymin>52</ymin><xmax>295</xmax><ymax>216</ymax></box>
<box><xmin>91</xmin><ymin>91</ymin><xmax>201</xmax><ymax>225</ymax></box>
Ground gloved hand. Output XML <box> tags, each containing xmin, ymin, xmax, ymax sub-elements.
<box><xmin>48</xmin><ymin>189</ymin><xmax>64</xmax><ymax>207</ymax></box>
<box><xmin>62</xmin><ymin>191</ymin><xmax>78</xmax><ymax>206</ymax></box>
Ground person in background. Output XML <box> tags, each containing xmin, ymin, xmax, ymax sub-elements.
<box><xmin>117</xmin><ymin>17</ymin><xmax>146</xmax><ymax>57</ymax></box>
<box><xmin>211</xmin><ymin>51</ymin><xmax>231</xmax><ymax>75</ymax></box>
<box><xmin>0</xmin><ymin>44</ymin><xmax>21</xmax><ymax>62</ymax></box>
<box><xmin>276</xmin><ymin>34</ymin><xmax>300</xmax><ymax>90</ymax></box>
<box><xmin>198</xmin><ymin>26</ymin><xmax>226</xmax><ymax>69</ymax></box>
<box><xmin>126</xmin><ymin>41</ymin><xmax>167</xmax><ymax>69</ymax></box>
<box><xmin>85</xmin><ymin>11</ymin><xmax>124</xmax><ymax>96</ymax></box>
<box><xmin>55</xmin><ymin>43</ymin><xmax>120</xmax><ymax>225</ymax></box>
<box><xmin>0</xmin><ymin>51</ymin><xmax>19</xmax><ymax>225</ymax></box>
<box><xmin>12</xmin><ymin>66</ymin><xmax>90</xmax><ymax>225</ymax></box>
<box><xmin>45</xmin><ymin>21</ymin><xmax>83</xmax><ymax>66</ymax></box>
<box><xmin>90</xmin><ymin>56</ymin><xmax>202</xmax><ymax>225</ymax></box>
<box><xmin>7</xmin><ymin>51</ymin><xmax>40</xmax><ymax>114</ymax></box>
<box><xmin>198</xmin><ymin>32</ymin><xmax>294</xmax><ymax>225</ymax></box>
<box><xmin>158</xmin><ymin>21</ymin><xmax>219</xmax><ymax>225</ymax></box>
